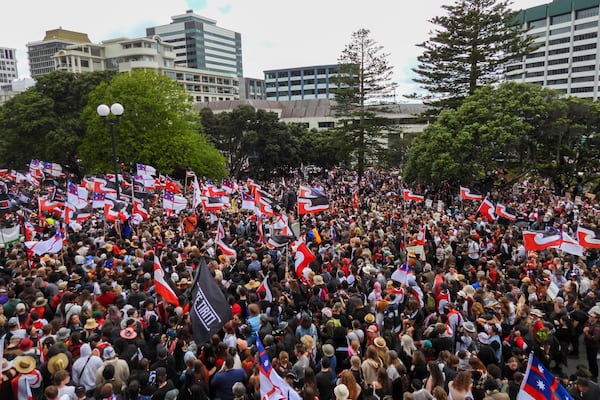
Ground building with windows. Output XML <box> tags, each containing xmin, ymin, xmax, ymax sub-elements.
<box><xmin>0</xmin><ymin>47</ymin><xmax>18</xmax><ymax>84</ymax></box>
<box><xmin>264</xmin><ymin>64</ymin><xmax>341</xmax><ymax>101</ymax></box>
<box><xmin>146</xmin><ymin>10</ymin><xmax>243</xmax><ymax>78</ymax></box>
<box><xmin>27</xmin><ymin>28</ymin><xmax>92</xmax><ymax>79</ymax></box>
<box><xmin>194</xmin><ymin>99</ymin><xmax>427</xmax><ymax>137</ymax></box>
<box><xmin>240</xmin><ymin>77</ymin><xmax>266</xmax><ymax>100</ymax></box>
<box><xmin>52</xmin><ymin>35</ymin><xmax>239</xmax><ymax>103</ymax></box>
<box><xmin>506</xmin><ymin>0</ymin><xmax>600</xmax><ymax>100</ymax></box>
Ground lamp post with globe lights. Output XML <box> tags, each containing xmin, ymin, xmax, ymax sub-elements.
<box><xmin>97</xmin><ymin>103</ymin><xmax>124</xmax><ymax>199</ymax></box>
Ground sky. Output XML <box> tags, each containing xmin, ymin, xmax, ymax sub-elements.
<box><xmin>2</xmin><ymin>0</ymin><xmax>550</xmax><ymax>97</ymax></box>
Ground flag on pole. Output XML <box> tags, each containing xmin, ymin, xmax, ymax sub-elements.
<box><xmin>517</xmin><ymin>353</ymin><xmax>573</xmax><ymax>400</ymax></box>
<box><xmin>403</xmin><ymin>189</ymin><xmax>425</xmax><ymax>202</ymax></box>
<box><xmin>258</xmin><ymin>336</ymin><xmax>302</xmax><ymax>400</ymax></box>
<box><xmin>477</xmin><ymin>197</ymin><xmax>496</xmax><ymax>221</ymax></box>
<box><xmin>25</xmin><ymin>230</ymin><xmax>63</xmax><ymax>256</ymax></box>
<box><xmin>294</xmin><ymin>239</ymin><xmax>315</xmax><ymax>279</ymax></box>
<box><xmin>257</xmin><ymin>275</ymin><xmax>273</xmax><ymax>302</ymax></box>
<box><xmin>577</xmin><ymin>226</ymin><xmax>600</xmax><ymax>248</ymax></box>
<box><xmin>192</xmin><ymin>177</ymin><xmax>202</xmax><ymax>211</ymax></box>
<box><xmin>190</xmin><ymin>258</ymin><xmax>231</xmax><ymax>345</ymax></box>
<box><xmin>153</xmin><ymin>255</ymin><xmax>180</xmax><ymax>307</ymax></box>
<box><xmin>459</xmin><ymin>186</ymin><xmax>484</xmax><ymax>201</ymax></box>
<box><xmin>496</xmin><ymin>203</ymin><xmax>517</xmax><ymax>221</ymax></box>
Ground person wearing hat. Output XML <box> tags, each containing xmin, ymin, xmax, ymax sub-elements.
<box><xmin>456</xmin><ymin>321</ymin><xmax>477</xmax><ymax>353</ymax></box>
<box><xmin>334</xmin><ymin>383</ymin><xmax>350</xmax><ymax>400</ymax></box>
<box><xmin>96</xmin><ymin>346</ymin><xmax>130</xmax><ymax>388</ymax></box>
<box><xmin>13</xmin><ymin>355</ymin><xmax>43</xmax><ymax>400</ymax></box>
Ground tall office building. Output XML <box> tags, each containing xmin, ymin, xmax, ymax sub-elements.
<box><xmin>146</xmin><ymin>10</ymin><xmax>243</xmax><ymax>78</ymax></box>
<box><xmin>264</xmin><ymin>64</ymin><xmax>340</xmax><ymax>101</ymax></box>
<box><xmin>506</xmin><ymin>0</ymin><xmax>600</xmax><ymax>100</ymax></box>
<box><xmin>0</xmin><ymin>47</ymin><xmax>18</xmax><ymax>84</ymax></box>
<box><xmin>27</xmin><ymin>28</ymin><xmax>91</xmax><ymax>79</ymax></box>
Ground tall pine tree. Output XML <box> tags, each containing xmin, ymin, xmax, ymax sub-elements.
<box><xmin>332</xmin><ymin>28</ymin><xmax>397</xmax><ymax>178</ymax></box>
<box><xmin>410</xmin><ymin>0</ymin><xmax>539</xmax><ymax>113</ymax></box>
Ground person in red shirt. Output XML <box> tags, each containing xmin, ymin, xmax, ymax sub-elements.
<box><xmin>96</xmin><ymin>284</ymin><xmax>117</xmax><ymax>309</ymax></box>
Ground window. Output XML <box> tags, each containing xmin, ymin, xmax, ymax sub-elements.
<box><xmin>291</xmin><ymin>70</ymin><xmax>301</xmax><ymax>77</ymax></box>
<box><xmin>575</xmin><ymin>32</ymin><xmax>598</xmax><ymax>41</ymax></box>
<box><xmin>551</xmin><ymin>13</ymin><xmax>571</xmax><ymax>25</ymax></box>
<box><xmin>572</xmin><ymin>76</ymin><xmax>595</xmax><ymax>83</ymax></box>
<box><xmin>576</xmin><ymin>7</ymin><xmax>599</xmax><ymax>19</ymax></box>
<box><xmin>507</xmin><ymin>64</ymin><xmax>523</xmax><ymax>72</ymax></box>
<box><xmin>525</xmin><ymin>61</ymin><xmax>544</xmax><ymax>68</ymax></box>
<box><xmin>277</xmin><ymin>71</ymin><xmax>287</xmax><ymax>78</ymax></box>
<box><xmin>572</xmin><ymin>64</ymin><xmax>595</xmax><ymax>72</ymax></box>
<box><xmin>526</xmin><ymin>71</ymin><xmax>544</xmax><ymax>78</ymax></box>
<box><xmin>290</xmin><ymin>80</ymin><xmax>301</xmax><ymax>86</ymax></box>
<box><xmin>291</xmin><ymin>90</ymin><xmax>301</xmax><ymax>95</ymax></box>
<box><xmin>548</xmin><ymin>47</ymin><xmax>570</xmax><ymax>55</ymax></box>
<box><xmin>549</xmin><ymin>37</ymin><xmax>571</xmax><ymax>45</ymax></box>
<box><xmin>575</xmin><ymin>21</ymin><xmax>598</xmax><ymax>30</ymax></box>
<box><xmin>318</xmin><ymin>122</ymin><xmax>334</xmax><ymax>128</ymax></box>
<box><xmin>529</xmin><ymin>19</ymin><xmax>547</xmax><ymax>29</ymax></box>
<box><xmin>573</xmin><ymin>54</ymin><xmax>596</xmax><ymax>62</ymax></box>
<box><xmin>547</xmin><ymin>68</ymin><xmax>569</xmax><ymax>75</ymax></box>
<box><xmin>574</xmin><ymin>43</ymin><xmax>597</xmax><ymax>51</ymax></box>
<box><xmin>571</xmin><ymin>86</ymin><xmax>594</xmax><ymax>93</ymax></box>
<box><xmin>526</xmin><ymin>51</ymin><xmax>545</xmax><ymax>59</ymax></box>
<box><xmin>304</xmin><ymin>78</ymin><xmax>315</xmax><ymax>85</ymax></box>
<box><xmin>546</xmin><ymin>79</ymin><xmax>568</xmax><ymax>85</ymax></box>
<box><xmin>265</xmin><ymin>72</ymin><xmax>276</xmax><ymax>79</ymax></box>
<box><xmin>548</xmin><ymin>58</ymin><xmax>569</xmax><ymax>65</ymax></box>
<box><xmin>550</xmin><ymin>27</ymin><xmax>571</xmax><ymax>35</ymax></box>
<box><xmin>316</xmin><ymin>68</ymin><xmax>326</xmax><ymax>75</ymax></box>
<box><xmin>303</xmin><ymin>69</ymin><xmax>314</xmax><ymax>76</ymax></box>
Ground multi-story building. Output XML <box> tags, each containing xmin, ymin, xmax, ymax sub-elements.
<box><xmin>264</xmin><ymin>64</ymin><xmax>341</xmax><ymax>101</ymax></box>
<box><xmin>195</xmin><ymin>99</ymin><xmax>427</xmax><ymax>138</ymax></box>
<box><xmin>0</xmin><ymin>78</ymin><xmax>35</xmax><ymax>105</ymax></box>
<box><xmin>146</xmin><ymin>10</ymin><xmax>243</xmax><ymax>78</ymax></box>
<box><xmin>52</xmin><ymin>35</ymin><xmax>239</xmax><ymax>102</ymax></box>
<box><xmin>27</xmin><ymin>28</ymin><xmax>91</xmax><ymax>79</ymax></box>
<box><xmin>506</xmin><ymin>0</ymin><xmax>600</xmax><ymax>100</ymax></box>
<box><xmin>0</xmin><ymin>47</ymin><xmax>18</xmax><ymax>84</ymax></box>
<box><xmin>240</xmin><ymin>77</ymin><xmax>266</xmax><ymax>100</ymax></box>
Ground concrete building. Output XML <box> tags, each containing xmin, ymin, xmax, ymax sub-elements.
<box><xmin>506</xmin><ymin>0</ymin><xmax>600</xmax><ymax>100</ymax></box>
<box><xmin>0</xmin><ymin>78</ymin><xmax>35</xmax><ymax>105</ymax></box>
<box><xmin>27</xmin><ymin>28</ymin><xmax>92</xmax><ymax>79</ymax></box>
<box><xmin>0</xmin><ymin>47</ymin><xmax>18</xmax><ymax>84</ymax></box>
<box><xmin>264</xmin><ymin>64</ymin><xmax>341</xmax><ymax>101</ymax></box>
<box><xmin>194</xmin><ymin>99</ymin><xmax>427</xmax><ymax>138</ymax></box>
<box><xmin>146</xmin><ymin>10</ymin><xmax>243</xmax><ymax>78</ymax></box>
<box><xmin>240</xmin><ymin>77</ymin><xmax>266</xmax><ymax>100</ymax></box>
<box><xmin>53</xmin><ymin>35</ymin><xmax>239</xmax><ymax>102</ymax></box>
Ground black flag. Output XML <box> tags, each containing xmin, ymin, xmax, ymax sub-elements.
<box><xmin>190</xmin><ymin>257</ymin><xmax>231</xmax><ymax>345</ymax></box>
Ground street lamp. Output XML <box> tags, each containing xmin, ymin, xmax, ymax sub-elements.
<box><xmin>97</xmin><ymin>103</ymin><xmax>124</xmax><ymax>199</ymax></box>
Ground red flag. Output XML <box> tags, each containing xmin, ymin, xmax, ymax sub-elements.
<box><xmin>495</xmin><ymin>203</ymin><xmax>516</xmax><ymax>221</ymax></box>
<box><xmin>294</xmin><ymin>240</ymin><xmax>315</xmax><ymax>278</ymax></box>
<box><xmin>477</xmin><ymin>198</ymin><xmax>496</xmax><ymax>221</ymax></box>
<box><xmin>165</xmin><ymin>178</ymin><xmax>180</xmax><ymax>194</ymax></box>
<box><xmin>459</xmin><ymin>186</ymin><xmax>484</xmax><ymax>201</ymax></box>
<box><xmin>577</xmin><ymin>226</ymin><xmax>600</xmax><ymax>249</ymax></box>
<box><xmin>522</xmin><ymin>231</ymin><xmax>562</xmax><ymax>251</ymax></box>
<box><xmin>403</xmin><ymin>189</ymin><xmax>424</xmax><ymax>202</ymax></box>
<box><xmin>153</xmin><ymin>256</ymin><xmax>180</xmax><ymax>306</ymax></box>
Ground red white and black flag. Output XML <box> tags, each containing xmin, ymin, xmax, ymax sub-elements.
<box><xmin>190</xmin><ymin>257</ymin><xmax>231</xmax><ymax>345</ymax></box>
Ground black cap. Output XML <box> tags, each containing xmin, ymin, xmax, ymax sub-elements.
<box><xmin>75</xmin><ymin>386</ymin><xmax>86</xmax><ymax>395</ymax></box>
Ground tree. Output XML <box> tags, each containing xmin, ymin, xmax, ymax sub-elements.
<box><xmin>200</xmin><ymin>106</ymin><xmax>308</xmax><ymax>179</ymax></box>
<box><xmin>410</xmin><ymin>0</ymin><xmax>539</xmax><ymax>113</ymax></box>
<box><xmin>79</xmin><ymin>70</ymin><xmax>226</xmax><ymax>179</ymax></box>
<box><xmin>332</xmin><ymin>28</ymin><xmax>398</xmax><ymax>178</ymax></box>
<box><xmin>403</xmin><ymin>82</ymin><xmax>600</xmax><ymax>190</ymax></box>
<box><xmin>0</xmin><ymin>71</ymin><xmax>116</xmax><ymax>173</ymax></box>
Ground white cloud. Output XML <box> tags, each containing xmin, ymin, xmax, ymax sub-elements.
<box><xmin>2</xmin><ymin>0</ymin><xmax>549</xmax><ymax>96</ymax></box>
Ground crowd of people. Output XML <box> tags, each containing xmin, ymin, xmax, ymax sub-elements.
<box><xmin>1</xmin><ymin>168</ymin><xmax>600</xmax><ymax>400</ymax></box>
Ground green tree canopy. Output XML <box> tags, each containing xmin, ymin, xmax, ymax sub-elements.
<box><xmin>403</xmin><ymin>82</ymin><xmax>600</xmax><ymax>190</ymax></box>
<box><xmin>332</xmin><ymin>28</ymin><xmax>398</xmax><ymax>178</ymax></box>
<box><xmin>410</xmin><ymin>0</ymin><xmax>539</xmax><ymax>113</ymax></box>
<box><xmin>0</xmin><ymin>71</ymin><xmax>116</xmax><ymax>172</ymax></box>
<box><xmin>80</xmin><ymin>70</ymin><xmax>226</xmax><ymax>179</ymax></box>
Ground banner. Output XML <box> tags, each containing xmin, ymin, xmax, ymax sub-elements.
<box><xmin>190</xmin><ymin>258</ymin><xmax>231</xmax><ymax>345</ymax></box>
<box><xmin>0</xmin><ymin>226</ymin><xmax>21</xmax><ymax>245</ymax></box>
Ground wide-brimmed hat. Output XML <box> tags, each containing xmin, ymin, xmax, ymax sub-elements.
<box><xmin>13</xmin><ymin>356</ymin><xmax>36</xmax><ymax>374</ymax></box>
<box><xmin>1</xmin><ymin>358</ymin><xmax>10</xmax><ymax>373</ymax></box>
<box><xmin>33</xmin><ymin>297</ymin><xmax>48</xmax><ymax>308</ymax></box>
<box><xmin>334</xmin><ymin>384</ymin><xmax>349</xmax><ymax>400</ymax></box>
<box><xmin>364</xmin><ymin>313</ymin><xmax>375</xmax><ymax>324</ymax></box>
<box><xmin>244</xmin><ymin>280</ymin><xmax>260</xmax><ymax>290</ymax></box>
<box><xmin>312</xmin><ymin>275</ymin><xmax>324</xmax><ymax>286</ymax></box>
<box><xmin>84</xmin><ymin>318</ymin><xmax>98</xmax><ymax>330</ymax></box>
<box><xmin>177</xmin><ymin>278</ymin><xmax>190</xmax><ymax>287</ymax></box>
<box><xmin>530</xmin><ymin>308</ymin><xmax>545</xmax><ymax>318</ymax></box>
<box><xmin>462</xmin><ymin>321</ymin><xmax>476</xmax><ymax>333</ymax></box>
<box><xmin>120</xmin><ymin>327</ymin><xmax>137</xmax><ymax>340</ymax></box>
<box><xmin>69</xmin><ymin>273</ymin><xmax>82</xmax><ymax>282</ymax></box>
<box><xmin>55</xmin><ymin>327</ymin><xmax>71</xmax><ymax>342</ymax></box>
<box><xmin>322</xmin><ymin>344</ymin><xmax>335</xmax><ymax>357</ymax></box>
<box><xmin>48</xmin><ymin>353</ymin><xmax>68</xmax><ymax>374</ymax></box>
<box><xmin>374</xmin><ymin>337</ymin><xmax>387</xmax><ymax>348</ymax></box>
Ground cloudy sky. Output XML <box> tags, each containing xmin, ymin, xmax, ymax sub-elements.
<box><xmin>3</xmin><ymin>0</ymin><xmax>548</xmax><ymax>96</ymax></box>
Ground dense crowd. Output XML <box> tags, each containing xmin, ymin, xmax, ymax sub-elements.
<box><xmin>1</xmin><ymin>168</ymin><xmax>600</xmax><ymax>400</ymax></box>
